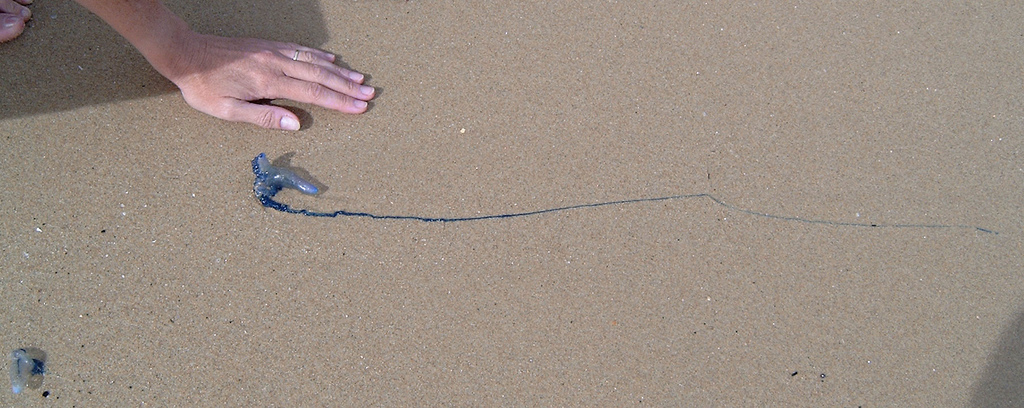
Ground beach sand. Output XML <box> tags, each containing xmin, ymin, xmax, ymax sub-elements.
<box><xmin>1</xmin><ymin>0</ymin><xmax>1022</xmax><ymax>405</ymax></box>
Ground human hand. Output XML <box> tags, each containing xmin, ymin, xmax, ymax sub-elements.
<box><xmin>158</xmin><ymin>33</ymin><xmax>376</xmax><ymax>130</ymax></box>
<box><xmin>0</xmin><ymin>0</ymin><xmax>32</xmax><ymax>43</ymax></box>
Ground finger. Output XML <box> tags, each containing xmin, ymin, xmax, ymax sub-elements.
<box><xmin>283</xmin><ymin>45</ymin><xmax>334</xmax><ymax>63</ymax></box>
<box><xmin>0</xmin><ymin>0</ymin><xmax>30</xmax><ymax>19</ymax></box>
<box><xmin>306</xmin><ymin>58</ymin><xmax>366</xmax><ymax>84</ymax></box>
<box><xmin>0</xmin><ymin>14</ymin><xmax>26</xmax><ymax>43</ymax></box>
<box><xmin>272</xmin><ymin>76</ymin><xmax>370</xmax><ymax>114</ymax></box>
<box><xmin>183</xmin><ymin>93</ymin><xmax>303</xmax><ymax>131</ymax></box>
<box><xmin>282</xmin><ymin>61</ymin><xmax>376</xmax><ymax>102</ymax></box>
<box><xmin>218</xmin><ymin>99</ymin><xmax>303</xmax><ymax>130</ymax></box>
<box><xmin>286</xmin><ymin>48</ymin><xmax>364</xmax><ymax>83</ymax></box>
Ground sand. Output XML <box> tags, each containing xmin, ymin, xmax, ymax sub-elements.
<box><xmin>1</xmin><ymin>0</ymin><xmax>1022</xmax><ymax>405</ymax></box>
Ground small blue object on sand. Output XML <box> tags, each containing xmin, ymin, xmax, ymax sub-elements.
<box><xmin>9</xmin><ymin>348</ymin><xmax>46</xmax><ymax>394</ymax></box>
<box><xmin>252</xmin><ymin>153</ymin><xmax>319</xmax><ymax>197</ymax></box>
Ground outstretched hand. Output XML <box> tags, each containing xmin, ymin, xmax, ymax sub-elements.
<box><xmin>158</xmin><ymin>33</ymin><xmax>376</xmax><ymax>130</ymax></box>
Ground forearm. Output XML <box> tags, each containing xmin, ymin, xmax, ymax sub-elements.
<box><xmin>72</xmin><ymin>0</ymin><xmax>192</xmax><ymax>78</ymax></box>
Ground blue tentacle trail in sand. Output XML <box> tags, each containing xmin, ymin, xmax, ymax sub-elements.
<box><xmin>251</xmin><ymin>153</ymin><xmax>997</xmax><ymax>234</ymax></box>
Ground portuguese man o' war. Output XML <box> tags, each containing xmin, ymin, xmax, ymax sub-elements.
<box><xmin>252</xmin><ymin>153</ymin><xmax>319</xmax><ymax>197</ymax></box>
<box><xmin>9</xmin><ymin>348</ymin><xmax>46</xmax><ymax>394</ymax></box>
<box><xmin>250</xmin><ymin>153</ymin><xmax>997</xmax><ymax>233</ymax></box>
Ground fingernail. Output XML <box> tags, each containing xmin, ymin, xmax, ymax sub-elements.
<box><xmin>348</xmin><ymin>72</ymin><xmax>364</xmax><ymax>82</ymax></box>
<box><xmin>21</xmin><ymin>8</ymin><xmax>31</xmax><ymax>18</ymax></box>
<box><xmin>280</xmin><ymin>116</ymin><xmax>300</xmax><ymax>131</ymax></box>
<box><xmin>359</xmin><ymin>85</ymin><xmax>375</xmax><ymax>97</ymax></box>
<box><xmin>353</xmin><ymin>100</ymin><xmax>367</xmax><ymax>109</ymax></box>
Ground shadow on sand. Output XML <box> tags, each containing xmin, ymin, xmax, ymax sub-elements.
<box><xmin>971</xmin><ymin>305</ymin><xmax>1024</xmax><ymax>407</ymax></box>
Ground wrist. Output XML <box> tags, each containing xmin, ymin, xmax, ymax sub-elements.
<box><xmin>123</xmin><ymin>8</ymin><xmax>194</xmax><ymax>81</ymax></box>
<box><xmin>134</xmin><ymin>17</ymin><xmax>198</xmax><ymax>82</ymax></box>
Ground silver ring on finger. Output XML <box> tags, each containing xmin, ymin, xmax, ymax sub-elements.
<box><xmin>292</xmin><ymin>50</ymin><xmax>300</xmax><ymax>61</ymax></box>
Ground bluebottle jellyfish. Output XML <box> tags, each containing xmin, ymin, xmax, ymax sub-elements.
<box><xmin>252</xmin><ymin>153</ymin><xmax>319</xmax><ymax>197</ymax></box>
<box><xmin>9</xmin><ymin>348</ymin><xmax>45</xmax><ymax>394</ymax></box>
<box><xmin>249</xmin><ymin>153</ymin><xmax>998</xmax><ymax>233</ymax></box>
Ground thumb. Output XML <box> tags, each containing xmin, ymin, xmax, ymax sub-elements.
<box><xmin>0</xmin><ymin>15</ymin><xmax>26</xmax><ymax>43</ymax></box>
<box><xmin>218</xmin><ymin>100</ymin><xmax>302</xmax><ymax>131</ymax></box>
<box><xmin>184</xmin><ymin>93</ymin><xmax>303</xmax><ymax>131</ymax></box>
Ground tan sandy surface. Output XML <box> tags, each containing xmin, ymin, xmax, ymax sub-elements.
<box><xmin>2</xmin><ymin>0</ymin><xmax>1022</xmax><ymax>406</ymax></box>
